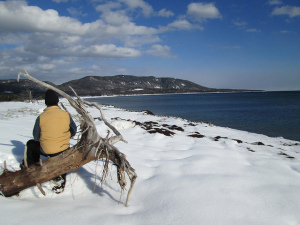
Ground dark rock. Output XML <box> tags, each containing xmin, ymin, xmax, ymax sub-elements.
<box><xmin>188</xmin><ymin>132</ymin><xmax>205</xmax><ymax>138</ymax></box>
<box><xmin>142</xmin><ymin>110</ymin><xmax>155</xmax><ymax>115</ymax></box>
<box><xmin>214</xmin><ymin>136</ymin><xmax>228</xmax><ymax>141</ymax></box>
<box><xmin>278</xmin><ymin>152</ymin><xmax>295</xmax><ymax>159</ymax></box>
<box><xmin>253</xmin><ymin>142</ymin><xmax>265</xmax><ymax>145</ymax></box>
<box><xmin>233</xmin><ymin>139</ymin><xmax>243</xmax><ymax>144</ymax></box>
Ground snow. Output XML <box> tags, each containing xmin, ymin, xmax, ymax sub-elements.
<box><xmin>1</xmin><ymin>99</ymin><xmax>300</xmax><ymax>225</ymax></box>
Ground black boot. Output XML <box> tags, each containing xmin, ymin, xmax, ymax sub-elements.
<box><xmin>52</xmin><ymin>173</ymin><xmax>66</xmax><ymax>194</ymax></box>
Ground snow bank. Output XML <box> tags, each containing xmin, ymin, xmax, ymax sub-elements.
<box><xmin>0</xmin><ymin>99</ymin><xmax>300</xmax><ymax>225</ymax></box>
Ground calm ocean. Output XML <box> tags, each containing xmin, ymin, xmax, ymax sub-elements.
<box><xmin>87</xmin><ymin>91</ymin><xmax>300</xmax><ymax>142</ymax></box>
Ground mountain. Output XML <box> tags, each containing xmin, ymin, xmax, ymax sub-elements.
<box><xmin>0</xmin><ymin>79</ymin><xmax>58</xmax><ymax>101</ymax></box>
<box><xmin>59</xmin><ymin>75</ymin><xmax>218</xmax><ymax>96</ymax></box>
<box><xmin>0</xmin><ymin>75</ymin><xmax>257</xmax><ymax>100</ymax></box>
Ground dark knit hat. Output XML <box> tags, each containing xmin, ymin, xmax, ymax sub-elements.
<box><xmin>45</xmin><ymin>89</ymin><xmax>59</xmax><ymax>106</ymax></box>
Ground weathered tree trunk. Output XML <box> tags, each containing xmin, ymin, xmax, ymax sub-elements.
<box><xmin>0</xmin><ymin>71</ymin><xmax>137</xmax><ymax>206</ymax></box>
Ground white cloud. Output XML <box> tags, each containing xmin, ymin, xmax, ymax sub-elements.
<box><xmin>23</xmin><ymin>32</ymin><xmax>141</xmax><ymax>59</ymax></box>
<box><xmin>83</xmin><ymin>44</ymin><xmax>141</xmax><ymax>58</ymax></box>
<box><xmin>53</xmin><ymin>0</ymin><xmax>69</xmax><ymax>3</ymax></box>
<box><xmin>268</xmin><ymin>0</ymin><xmax>283</xmax><ymax>5</ymax></box>
<box><xmin>272</xmin><ymin>6</ymin><xmax>300</xmax><ymax>18</ymax></box>
<box><xmin>279</xmin><ymin>30</ymin><xmax>293</xmax><ymax>34</ymax></box>
<box><xmin>0</xmin><ymin>1</ymin><xmax>159</xmax><ymax>43</ymax></box>
<box><xmin>120</xmin><ymin>0</ymin><xmax>153</xmax><ymax>17</ymax></box>
<box><xmin>124</xmin><ymin>35</ymin><xmax>161</xmax><ymax>48</ymax></box>
<box><xmin>38</xmin><ymin>63</ymin><xmax>56</xmax><ymax>71</ymax></box>
<box><xmin>0</xmin><ymin>0</ymin><xmax>158</xmax><ymax>40</ymax></box>
<box><xmin>106</xmin><ymin>22</ymin><xmax>158</xmax><ymax>37</ymax></box>
<box><xmin>158</xmin><ymin>9</ymin><xmax>174</xmax><ymax>18</ymax></box>
<box><xmin>67</xmin><ymin>7</ymin><xmax>88</xmax><ymax>17</ymax></box>
<box><xmin>246</xmin><ymin>28</ymin><xmax>261</xmax><ymax>32</ymax></box>
<box><xmin>187</xmin><ymin>2</ymin><xmax>222</xmax><ymax>21</ymax></box>
<box><xmin>0</xmin><ymin>1</ymin><xmax>86</xmax><ymax>34</ymax></box>
<box><xmin>233</xmin><ymin>19</ymin><xmax>247</xmax><ymax>27</ymax></box>
<box><xmin>146</xmin><ymin>44</ymin><xmax>175</xmax><ymax>58</ymax></box>
<box><xmin>0</xmin><ymin>31</ymin><xmax>28</xmax><ymax>45</ymax></box>
<box><xmin>96</xmin><ymin>2</ymin><xmax>122</xmax><ymax>12</ymax></box>
<box><xmin>233</xmin><ymin>19</ymin><xmax>260</xmax><ymax>33</ymax></box>
<box><xmin>101</xmin><ymin>10</ymin><xmax>131</xmax><ymax>26</ymax></box>
<box><xmin>166</xmin><ymin>19</ymin><xmax>200</xmax><ymax>30</ymax></box>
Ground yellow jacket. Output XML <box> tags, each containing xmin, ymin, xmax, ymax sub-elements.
<box><xmin>33</xmin><ymin>106</ymin><xmax>77</xmax><ymax>154</ymax></box>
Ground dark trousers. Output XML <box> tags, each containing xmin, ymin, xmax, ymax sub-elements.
<box><xmin>26</xmin><ymin>139</ymin><xmax>66</xmax><ymax>178</ymax></box>
<box><xmin>26</xmin><ymin>139</ymin><xmax>65</xmax><ymax>165</ymax></box>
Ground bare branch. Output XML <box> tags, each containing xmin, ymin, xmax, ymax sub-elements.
<box><xmin>0</xmin><ymin>71</ymin><xmax>137</xmax><ymax>207</ymax></box>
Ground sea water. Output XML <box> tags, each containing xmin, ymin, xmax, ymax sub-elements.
<box><xmin>87</xmin><ymin>91</ymin><xmax>300</xmax><ymax>142</ymax></box>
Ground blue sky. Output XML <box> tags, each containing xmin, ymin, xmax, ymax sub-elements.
<box><xmin>0</xmin><ymin>0</ymin><xmax>299</xmax><ymax>90</ymax></box>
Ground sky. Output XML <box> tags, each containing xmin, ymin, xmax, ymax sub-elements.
<box><xmin>0</xmin><ymin>0</ymin><xmax>299</xmax><ymax>91</ymax></box>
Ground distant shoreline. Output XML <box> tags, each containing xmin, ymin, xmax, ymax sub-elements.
<box><xmin>83</xmin><ymin>90</ymin><xmax>268</xmax><ymax>99</ymax></box>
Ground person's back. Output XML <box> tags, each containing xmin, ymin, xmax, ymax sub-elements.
<box><xmin>39</xmin><ymin>105</ymin><xmax>72</xmax><ymax>154</ymax></box>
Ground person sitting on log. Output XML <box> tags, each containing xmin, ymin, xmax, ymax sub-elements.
<box><xmin>20</xmin><ymin>89</ymin><xmax>77</xmax><ymax>193</ymax></box>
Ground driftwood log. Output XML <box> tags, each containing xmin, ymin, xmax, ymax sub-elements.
<box><xmin>0</xmin><ymin>71</ymin><xmax>137</xmax><ymax>206</ymax></box>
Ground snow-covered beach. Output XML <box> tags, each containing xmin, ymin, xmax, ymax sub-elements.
<box><xmin>1</xmin><ymin>99</ymin><xmax>300</xmax><ymax>225</ymax></box>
